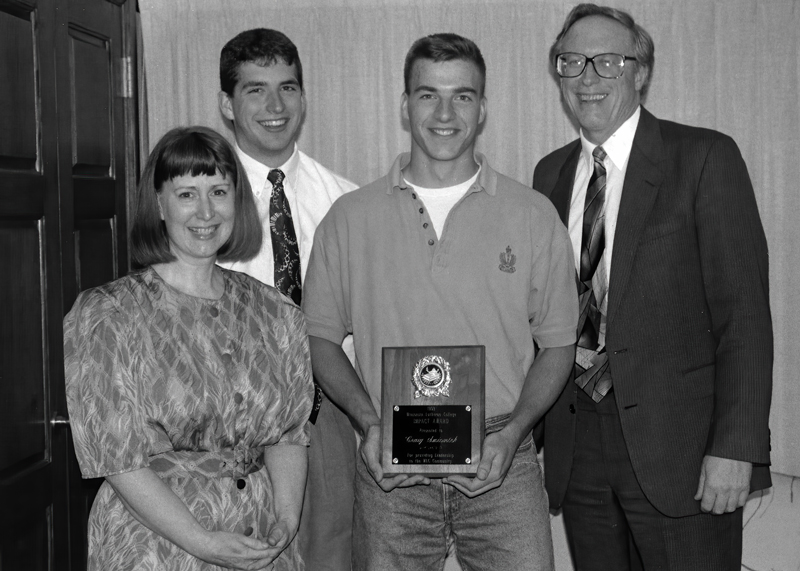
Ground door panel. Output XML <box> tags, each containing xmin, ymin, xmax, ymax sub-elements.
<box><xmin>0</xmin><ymin>2</ymin><xmax>59</xmax><ymax>569</ymax></box>
<box><xmin>63</xmin><ymin>0</ymin><xmax>128</xmax><ymax>299</ymax></box>
<box><xmin>0</xmin><ymin>0</ymin><xmax>136</xmax><ymax>569</ymax></box>
<box><xmin>70</xmin><ymin>28</ymin><xmax>113</xmax><ymax>177</ymax></box>
<box><xmin>75</xmin><ymin>218</ymin><xmax>117</xmax><ymax>292</ymax></box>
<box><xmin>0</xmin><ymin>221</ymin><xmax>46</xmax><ymax>474</ymax></box>
<box><xmin>59</xmin><ymin>0</ymin><xmax>134</xmax><ymax>568</ymax></box>
<box><xmin>0</xmin><ymin>7</ymin><xmax>37</xmax><ymax>170</ymax></box>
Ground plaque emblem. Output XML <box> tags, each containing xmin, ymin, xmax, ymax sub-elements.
<box><xmin>412</xmin><ymin>355</ymin><xmax>451</xmax><ymax>398</ymax></box>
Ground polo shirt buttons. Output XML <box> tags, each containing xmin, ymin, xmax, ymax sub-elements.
<box><xmin>423</xmin><ymin>223</ymin><xmax>428</xmax><ymax>228</ymax></box>
<box><xmin>237</xmin><ymin>479</ymin><xmax>246</xmax><ymax>490</ymax></box>
<box><xmin>428</xmin><ymin>239</ymin><xmax>434</xmax><ymax>246</ymax></box>
<box><xmin>419</xmin><ymin>207</ymin><xmax>424</xmax><ymax>213</ymax></box>
<box><xmin>412</xmin><ymin>193</ymin><xmax>417</xmax><ymax>199</ymax></box>
<box><xmin>569</xmin><ymin>404</ymin><xmax>576</xmax><ymax>414</ymax></box>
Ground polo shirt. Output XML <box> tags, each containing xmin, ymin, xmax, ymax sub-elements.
<box><xmin>303</xmin><ymin>153</ymin><xmax>577</xmax><ymax>419</ymax></box>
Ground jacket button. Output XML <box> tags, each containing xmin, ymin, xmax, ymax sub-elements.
<box><xmin>569</xmin><ymin>404</ymin><xmax>576</xmax><ymax>414</ymax></box>
<box><xmin>237</xmin><ymin>479</ymin><xmax>246</xmax><ymax>490</ymax></box>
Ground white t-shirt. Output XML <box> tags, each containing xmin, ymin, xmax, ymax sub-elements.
<box><xmin>406</xmin><ymin>169</ymin><xmax>480</xmax><ymax>237</ymax></box>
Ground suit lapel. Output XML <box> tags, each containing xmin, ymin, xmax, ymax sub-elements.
<box><xmin>607</xmin><ymin>108</ymin><xmax>666</xmax><ymax>325</ymax></box>
<box><xmin>550</xmin><ymin>142</ymin><xmax>581</xmax><ymax>225</ymax></box>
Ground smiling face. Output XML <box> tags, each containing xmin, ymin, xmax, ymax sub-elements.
<box><xmin>219</xmin><ymin>60</ymin><xmax>305</xmax><ymax>166</ymax></box>
<box><xmin>402</xmin><ymin>58</ymin><xmax>486</xmax><ymax>170</ymax></box>
<box><xmin>559</xmin><ymin>15</ymin><xmax>647</xmax><ymax>145</ymax></box>
<box><xmin>157</xmin><ymin>171</ymin><xmax>235</xmax><ymax>266</ymax></box>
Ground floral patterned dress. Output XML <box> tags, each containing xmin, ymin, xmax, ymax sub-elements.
<box><xmin>64</xmin><ymin>267</ymin><xmax>313</xmax><ymax>571</ymax></box>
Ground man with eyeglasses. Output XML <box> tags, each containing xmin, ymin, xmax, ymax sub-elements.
<box><xmin>534</xmin><ymin>4</ymin><xmax>772</xmax><ymax>570</ymax></box>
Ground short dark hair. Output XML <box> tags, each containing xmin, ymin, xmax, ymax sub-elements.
<box><xmin>220</xmin><ymin>28</ymin><xmax>303</xmax><ymax>95</ymax></box>
<box><xmin>550</xmin><ymin>3</ymin><xmax>655</xmax><ymax>96</ymax></box>
<box><xmin>131</xmin><ymin>126</ymin><xmax>262</xmax><ymax>267</ymax></box>
<box><xmin>403</xmin><ymin>33</ymin><xmax>486</xmax><ymax>95</ymax></box>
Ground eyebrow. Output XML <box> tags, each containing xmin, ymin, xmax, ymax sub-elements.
<box><xmin>239</xmin><ymin>78</ymin><xmax>300</xmax><ymax>89</ymax></box>
<box><xmin>172</xmin><ymin>180</ymin><xmax>231</xmax><ymax>191</ymax></box>
<box><xmin>413</xmin><ymin>85</ymin><xmax>479</xmax><ymax>95</ymax></box>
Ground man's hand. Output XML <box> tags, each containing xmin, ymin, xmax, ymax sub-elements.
<box><xmin>361</xmin><ymin>424</ymin><xmax>430</xmax><ymax>492</ymax></box>
<box><xmin>264</xmin><ymin>517</ymin><xmax>293</xmax><ymax>552</ymax></box>
<box><xmin>443</xmin><ymin>429</ymin><xmax>520</xmax><ymax>498</ymax></box>
<box><xmin>694</xmin><ymin>455</ymin><xmax>752</xmax><ymax>514</ymax></box>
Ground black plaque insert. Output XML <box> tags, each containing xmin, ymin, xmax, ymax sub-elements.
<box><xmin>392</xmin><ymin>405</ymin><xmax>472</xmax><ymax>465</ymax></box>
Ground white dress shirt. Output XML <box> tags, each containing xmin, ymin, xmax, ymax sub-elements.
<box><xmin>220</xmin><ymin>143</ymin><xmax>358</xmax><ymax>286</ymax></box>
<box><xmin>568</xmin><ymin>106</ymin><xmax>641</xmax><ymax>289</ymax></box>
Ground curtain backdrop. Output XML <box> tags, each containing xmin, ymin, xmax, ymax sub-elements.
<box><xmin>139</xmin><ymin>0</ymin><xmax>800</xmax><ymax>477</ymax></box>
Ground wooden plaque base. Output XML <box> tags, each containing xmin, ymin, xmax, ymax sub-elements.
<box><xmin>381</xmin><ymin>346</ymin><xmax>485</xmax><ymax>477</ymax></box>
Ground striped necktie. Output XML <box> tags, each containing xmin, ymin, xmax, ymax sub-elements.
<box><xmin>574</xmin><ymin>146</ymin><xmax>612</xmax><ymax>402</ymax></box>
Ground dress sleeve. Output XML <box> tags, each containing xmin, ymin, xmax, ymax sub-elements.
<box><xmin>64</xmin><ymin>289</ymin><xmax>151</xmax><ymax>478</ymax></box>
<box><xmin>274</xmin><ymin>303</ymin><xmax>314</xmax><ymax>447</ymax></box>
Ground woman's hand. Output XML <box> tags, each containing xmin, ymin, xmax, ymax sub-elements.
<box><xmin>195</xmin><ymin>530</ymin><xmax>286</xmax><ymax>570</ymax></box>
<box><xmin>107</xmin><ymin>468</ymin><xmax>290</xmax><ymax>570</ymax></box>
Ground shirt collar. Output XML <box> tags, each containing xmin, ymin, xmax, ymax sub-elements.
<box><xmin>579</xmin><ymin>105</ymin><xmax>641</xmax><ymax>172</ymax></box>
<box><xmin>234</xmin><ymin>142</ymin><xmax>300</xmax><ymax>196</ymax></box>
<box><xmin>387</xmin><ymin>152</ymin><xmax>497</xmax><ymax>196</ymax></box>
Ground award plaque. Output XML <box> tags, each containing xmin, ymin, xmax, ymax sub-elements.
<box><xmin>381</xmin><ymin>346</ymin><xmax>485</xmax><ymax>477</ymax></box>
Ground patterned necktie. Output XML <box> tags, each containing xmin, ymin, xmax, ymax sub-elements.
<box><xmin>574</xmin><ymin>146</ymin><xmax>612</xmax><ymax>402</ymax></box>
<box><xmin>268</xmin><ymin>169</ymin><xmax>302</xmax><ymax>306</ymax></box>
<box><xmin>267</xmin><ymin>168</ymin><xmax>323</xmax><ymax>423</ymax></box>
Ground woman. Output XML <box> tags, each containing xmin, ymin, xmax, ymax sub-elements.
<box><xmin>64</xmin><ymin>126</ymin><xmax>312</xmax><ymax>570</ymax></box>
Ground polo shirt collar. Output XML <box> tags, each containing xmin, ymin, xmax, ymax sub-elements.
<box><xmin>387</xmin><ymin>152</ymin><xmax>497</xmax><ymax>196</ymax></box>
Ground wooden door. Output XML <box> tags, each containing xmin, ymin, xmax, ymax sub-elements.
<box><xmin>0</xmin><ymin>0</ymin><xmax>136</xmax><ymax>568</ymax></box>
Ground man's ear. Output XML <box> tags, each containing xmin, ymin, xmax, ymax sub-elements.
<box><xmin>219</xmin><ymin>90</ymin><xmax>235</xmax><ymax>122</ymax></box>
<box><xmin>634</xmin><ymin>65</ymin><xmax>649</xmax><ymax>93</ymax></box>
<box><xmin>401</xmin><ymin>92</ymin><xmax>409</xmax><ymax>122</ymax></box>
<box><xmin>479</xmin><ymin>96</ymin><xmax>487</xmax><ymax>125</ymax></box>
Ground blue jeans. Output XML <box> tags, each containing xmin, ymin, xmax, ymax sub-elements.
<box><xmin>352</xmin><ymin>417</ymin><xmax>554</xmax><ymax>571</ymax></box>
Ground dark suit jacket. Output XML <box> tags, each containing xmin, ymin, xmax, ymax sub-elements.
<box><xmin>533</xmin><ymin>108</ymin><xmax>773</xmax><ymax>517</ymax></box>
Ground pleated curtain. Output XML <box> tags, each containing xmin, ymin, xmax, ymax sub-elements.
<box><xmin>139</xmin><ymin>0</ymin><xmax>800</xmax><ymax>478</ymax></box>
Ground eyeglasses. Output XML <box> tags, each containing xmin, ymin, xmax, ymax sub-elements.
<box><xmin>555</xmin><ymin>53</ymin><xmax>637</xmax><ymax>79</ymax></box>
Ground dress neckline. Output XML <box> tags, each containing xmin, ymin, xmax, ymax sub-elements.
<box><xmin>146</xmin><ymin>265</ymin><xmax>230</xmax><ymax>303</ymax></box>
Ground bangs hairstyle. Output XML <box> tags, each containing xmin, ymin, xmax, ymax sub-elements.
<box><xmin>130</xmin><ymin>126</ymin><xmax>262</xmax><ymax>267</ymax></box>
<box><xmin>403</xmin><ymin>33</ymin><xmax>486</xmax><ymax>96</ymax></box>
<box><xmin>550</xmin><ymin>3</ymin><xmax>655</xmax><ymax>96</ymax></box>
<box><xmin>220</xmin><ymin>28</ymin><xmax>303</xmax><ymax>95</ymax></box>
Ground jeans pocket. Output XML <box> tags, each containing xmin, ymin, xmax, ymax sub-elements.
<box><xmin>513</xmin><ymin>435</ymin><xmax>536</xmax><ymax>464</ymax></box>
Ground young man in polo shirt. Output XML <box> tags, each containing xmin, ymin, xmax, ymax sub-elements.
<box><xmin>303</xmin><ymin>33</ymin><xmax>578</xmax><ymax>569</ymax></box>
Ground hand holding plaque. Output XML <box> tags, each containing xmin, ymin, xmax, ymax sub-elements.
<box><xmin>381</xmin><ymin>346</ymin><xmax>485</xmax><ymax>477</ymax></box>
